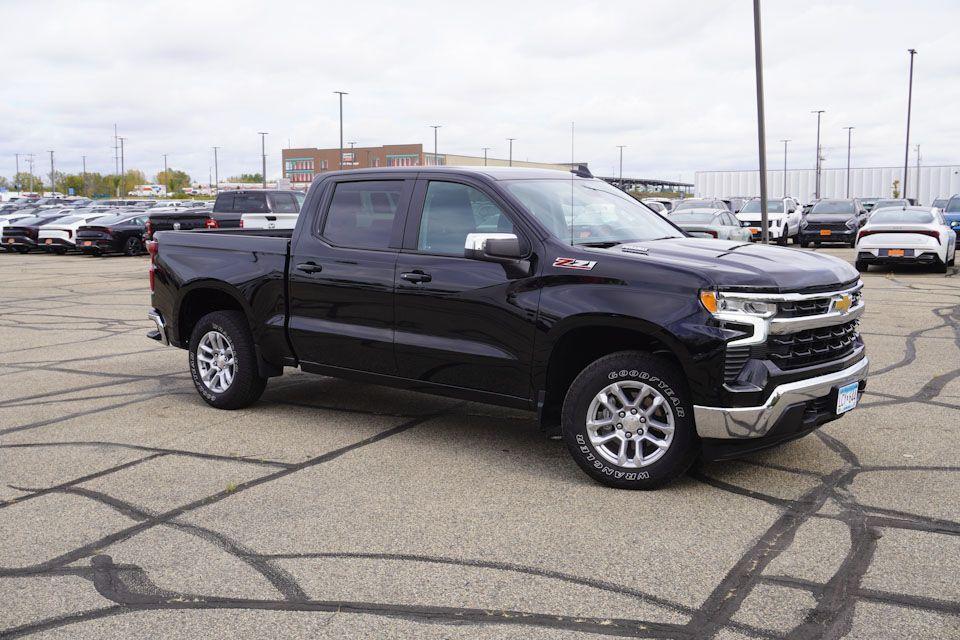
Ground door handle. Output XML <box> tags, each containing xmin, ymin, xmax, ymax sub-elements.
<box><xmin>400</xmin><ymin>271</ymin><xmax>432</xmax><ymax>283</ymax></box>
<box><xmin>296</xmin><ymin>261</ymin><xmax>323</xmax><ymax>273</ymax></box>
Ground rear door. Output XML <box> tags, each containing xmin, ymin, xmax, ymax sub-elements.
<box><xmin>393</xmin><ymin>177</ymin><xmax>540</xmax><ymax>400</ymax></box>
<box><xmin>288</xmin><ymin>176</ymin><xmax>414</xmax><ymax>375</ymax></box>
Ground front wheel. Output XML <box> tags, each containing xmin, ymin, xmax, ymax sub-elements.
<box><xmin>776</xmin><ymin>232</ymin><xmax>787</xmax><ymax>246</ymax></box>
<box><xmin>561</xmin><ymin>351</ymin><xmax>697</xmax><ymax>490</ymax></box>
<box><xmin>188</xmin><ymin>311</ymin><xmax>267</xmax><ymax>409</ymax></box>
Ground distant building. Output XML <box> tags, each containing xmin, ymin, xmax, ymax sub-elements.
<box><xmin>695</xmin><ymin>165</ymin><xmax>960</xmax><ymax>206</ymax></box>
<box><xmin>282</xmin><ymin>144</ymin><xmax>582</xmax><ymax>185</ymax></box>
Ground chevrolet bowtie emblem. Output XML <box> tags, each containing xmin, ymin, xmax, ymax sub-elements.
<box><xmin>834</xmin><ymin>294</ymin><xmax>852</xmax><ymax>314</ymax></box>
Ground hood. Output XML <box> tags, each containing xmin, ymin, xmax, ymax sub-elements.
<box><xmin>604</xmin><ymin>238</ymin><xmax>858</xmax><ymax>292</ymax></box>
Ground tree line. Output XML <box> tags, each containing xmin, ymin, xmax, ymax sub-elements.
<box><xmin>0</xmin><ymin>169</ymin><xmax>192</xmax><ymax>196</ymax></box>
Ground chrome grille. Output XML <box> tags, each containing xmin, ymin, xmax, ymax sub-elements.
<box><xmin>768</xmin><ymin>320</ymin><xmax>859</xmax><ymax>370</ymax></box>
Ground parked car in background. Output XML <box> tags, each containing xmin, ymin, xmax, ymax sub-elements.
<box><xmin>673</xmin><ymin>198</ymin><xmax>729</xmax><ymax>213</ymax></box>
<box><xmin>931</xmin><ymin>197</ymin><xmax>949</xmax><ymax>213</ymax></box>
<box><xmin>799</xmin><ymin>199</ymin><xmax>867</xmax><ymax>247</ymax></box>
<box><xmin>641</xmin><ymin>200</ymin><xmax>668</xmax><ymax>215</ymax></box>
<box><xmin>721</xmin><ymin>197</ymin><xmax>750</xmax><ymax>213</ymax></box>
<box><xmin>1</xmin><ymin>211</ymin><xmax>73</xmax><ymax>253</ymax></box>
<box><xmin>641</xmin><ymin>197</ymin><xmax>675</xmax><ymax>213</ymax></box>
<box><xmin>0</xmin><ymin>213</ymin><xmax>36</xmax><ymax>248</ymax></box>
<box><xmin>736</xmin><ymin>197</ymin><xmax>802</xmax><ymax>245</ymax></box>
<box><xmin>240</xmin><ymin>191</ymin><xmax>303</xmax><ymax>230</ymax></box>
<box><xmin>871</xmin><ymin>199</ymin><xmax>909</xmax><ymax>211</ymax></box>
<box><xmin>76</xmin><ymin>212</ymin><xmax>149</xmax><ymax>256</ymax></box>
<box><xmin>671</xmin><ymin>210</ymin><xmax>751</xmax><ymax>241</ymax></box>
<box><xmin>855</xmin><ymin>206</ymin><xmax>956</xmax><ymax>273</ymax></box>
<box><xmin>861</xmin><ymin>198</ymin><xmax>881</xmax><ymax>212</ymax></box>
<box><xmin>144</xmin><ymin>207</ymin><xmax>215</xmax><ymax>239</ymax></box>
<box><xmin>941</xmin><ymin>195</ymin><xmax>960</xmax><ymax>238</ymax></box>
<box><xmin>38</xmin><ymin>211</ymin><xmax>111</xmax><ymax>254</ymax></box>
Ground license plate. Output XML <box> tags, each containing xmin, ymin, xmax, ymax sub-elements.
<box><xmin>836</xmin><ymin>381</ymin><xmax>859</xmax><ymax>415</ymax></box>
<box><xmin>820</xmin><ymin>229</ymin><xmax>832</xmax><ymax>236</ymax></box>
<box><xmin>6</xmin><ymin>238</ymin><xmax>13</xmax><ymax>244</ymax></box>
<box><xmin>45</xmin><ymin>238</ymin><xmax>53</xmax><ymax>245</ymax></box>
<box><xmin>83</xmin><ymin>241</ymin><xmax>92</xmax><ymax>246</ymax></box>
<box><xmin>888</xmin><ymin>249</ymin><xmax>905</xmax><ymax>257</ymax></box>
<box><xmin>749</xmin><ymin>227</ymin><xmax>759</xmax><ymax>234</ymax></box>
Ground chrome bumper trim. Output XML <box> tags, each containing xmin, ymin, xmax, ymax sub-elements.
<box><xmin>694</xmin><ymin>357</ymin><xmax>869</xmax><ymax>440</ymax></box>
<box><xmin>148</xmin><ymin>309</ymin><xmax>169</xmax><ymax>346</ymax></box>
<box><xmin>769</xmin><ymin>302</ymin><xmax>864</xmax><ymax>334</ymax></box>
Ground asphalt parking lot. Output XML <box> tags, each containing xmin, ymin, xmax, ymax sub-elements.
<box><xmin>0</xmin><ymin>249</ymin><xmax>957</xmax><ymax>639</ymax></box>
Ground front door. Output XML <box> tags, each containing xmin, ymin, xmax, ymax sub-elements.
<box><xmin>288</xmin><ymin>177</ymin><xmax>413</xmax><ymax>375</ymax></box>
<box><xmin>394</xmin><ymin>177</ymin><xmax>540</xmax><ymax>401</ymax></box>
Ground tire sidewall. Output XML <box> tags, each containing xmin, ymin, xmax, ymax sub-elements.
<box><xmin>188</xmin><ymin>312</ymin><xmax>263</xmax><ymax>409</ymax></box>
<box><xmin>562</xmin><ymin>353</ymin><xmax>697</xmax><ymax>489</ymax></box>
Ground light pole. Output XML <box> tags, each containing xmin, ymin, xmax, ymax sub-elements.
<box><xmin>162</xmin><ymin>154</ymin><xmax>168</xmax><ymax>195</ymax></box>
<box><xmin>616</xmin><ymin>145</ymin><xmax>626</xmax><ymax>187</ymax></box>
<box><xmin>811</xmin><ymin>110</ymin><xmax>824</xmax><ymax>199</ymax></box>
<box><xmin>82</xmin><ymin>155</ymin><xmax>87</xmax><ymax>197</ymax></box>
<box><xmin>258</xmin><ymin>132</ymin><xmax>268</xmax><ymax>189</ymax></box>
<box><xmin>915</xmin><ymin>143</ymin><xmax>921</xmax><ymax>203</ymax></box>
<box><xmin>753</xmin><ymin>0</ymin><xmax>770</xmax><ymax>244</ymax></box>
<box><xmin>481</xmin><ymin>147</ymin><xmax>490</xmax><ymax>166</ymax></box>
<box><xmin>48</xmin><ymin>150</ymin><xmax>55</xmax><ymax>197</ymax></box>
<box><xmin>212</xmin><ymin>146</ymin><xmax>220</xmax><ymax>195</ymax></box>
<box><xmin>779</xmin><ymin>139</ymin><xmax>790</xmax><ymax>197</ymax></box>
<box><xmin>507</xmin><ymin>138</ymin><xmax>516</xmax><ymax>166</ymax></box>
<box><xmin>903</xmin><ymin>48</ymin><xmax>917</xmax><ymax>199</ymax></box>
<box><xmin>428</xmin><ymin>125</ymin><xmax>441</xmax><ymax>166</ymax></box>
<box><xmin>14</xmin><ymin>153</ymin><xmax>21</xmax><ymax>193</ymax></box>
<box><xmin>113</xmin><ymin>124</ymin><xmax>119</xmax><ymax>194</ymax></box>
<box><xmin>118</xmin><ymin>137</ymin><xmax>126</xmax><ymax>197</ymax></box>
<box><xmin>334</xmin><ymin>91</ymin><xmax>348</xmax><ymax>170</ymax></box>
<box><xmin>843</xmin><ymin>127</ymin><xmax>854</xmax><ymax>198</ymax></box>
<box><xmin>27</xmin><ymin>154</ymin><xmax>35</xmax><ymax>194</ymax></box>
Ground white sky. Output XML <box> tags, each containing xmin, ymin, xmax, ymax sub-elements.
<box><xmin>2</xmin><ymin>0</ymin><xmax>957</xmax><ymax>185</ymax></box>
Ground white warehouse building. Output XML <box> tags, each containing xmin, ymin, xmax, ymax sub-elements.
<box><xmin>695</xmin><ymin>165</ymin><xmax>960</xmax><ymax>206</ymax></box>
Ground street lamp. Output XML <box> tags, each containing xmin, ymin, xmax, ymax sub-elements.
<box><xmin>507</xmin><ymin>138</ymin><xmax>516</xmax><ymax>166</ymax></box>
<box><xmin>258</xmin><ymin>132</ymin><xmax>268</xmax><ymax>189</ymax></box>
<box><xmin>616</xmin><ymin>145</ymin><xmax>626</xmax><ymax>187</ymax></box>
<box><xmin>903</xmin><ymin>49</ymin><xmax>917</xmax><ymax>199</ymax></box>
<box><xmin>162</xmin><ymin>154</ymin><xmax>169</xmax><ymax>195</ymax></box>
<box><xmin>779</xmin><ymin>139</ymin><xmax>790</xmax><ymax>197</ymax></box>
<box><xmin>334</xmin><ymin>91</ymin><xmax>348</xmax><ymax>170</ymax></box>
<box><xmin>48</xmin><ymin>150</ymin><xmax>55</xmax><ymax>197</ymax></box>
<box><xmin>811</xmin><ymin>110</ymin><xmax>824</xmax><ymax>199</ymax></box>
<box><xmin>843</xmin><ymin>127</ymin><xmax>854</xmax><ymax>198</ymax></box>
<box><xmin>212</xmin><ymin>146</ymin><xmax>220</xmax><ymax>195</ymax></box>
<box><xmin>481</xmin><ymin>147</ymin><xmax>490</xmax><ymax>166</ymax></box>
<box><xmin>753</xmin><ymin>0</ymin><xmax>770</xmax><ymax>243</ymax></box>
<box><xmin>118</xmin><ymin>137</ymin><xmax>126</xmax><ymax>197</ymax></box>
<box><xmin>429</xmin><ymin>125</ymin><xmax>441</xmax><ymax>166</ymax></box>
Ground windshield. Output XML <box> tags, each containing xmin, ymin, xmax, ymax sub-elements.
<box><xmin>946</xmin><ymin>197</ymin><xmax>960</xmax><ymax>213</ymax></box>
<box><xmin>869</xmin><ymin>209</ymin><xmax>934</xmax><ymax>224</ymax></box>
<box><xmin>740</xmin><ymin>200</ymin><xmax>785</xmax><ymax>214</ymax></box>
<box><xmin>932</xmin><ymin>199</ymin><xmax>948</xmax><ymax>208</ymax></box>
<box><xmin>672</xmin><ymin>212</ymin><xmax>718</xmax><ymax>224</ymax></box>
<box><xmin>504</xmin><ymin>179</ymin><xmax>681</xmax><ymax>246</ymax></box>
<box><xmin>811</xmin><ymin>200</ymin><xmax>855</xmax><ymax>215</ymax></box>
<box><xmin>873</xmin><ymin>200</ymin><xmax>907</xmax><ymax>209</ymax></box>
<box><xmin>673</xmin><ymin>200</ymin><xmax>717</xmax><ymax>212</ymax></box>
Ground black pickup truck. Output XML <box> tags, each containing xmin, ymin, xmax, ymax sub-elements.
<box><xmin>147</xmin><ymin>167</ymin><xmax>868</xmax><ymax>489</ymax></box>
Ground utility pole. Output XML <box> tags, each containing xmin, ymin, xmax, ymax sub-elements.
<box><xmin>915</xmin><ymin>143</ymin><xmax>921</xmax><ymax>203</ymax></box>
<box><xmin>903</xmin><ymin>49</ymin><xmax>917</xmax><ymax>200</ymax></box>
<box><xmin>779</xmin><ymin>140</ymin><xmax>790</xmax><ymax>197</ymax></box>
<box><xmin>118</xmin><ymin>137</ymin><xmax>126</xmax><ymax>197</ymax></box>
<box><xmin>212</xmin><ymin>146</ymin><xmax>220</xmax><ymax>195</ymax></box>
<box><xmin>811</xmin><ymin>110</ymin><xmax>824</xmax><ymax>200</ymax></box>
<box><xmin>481</xmin><ymin>147</ymin><xmax>490</xmax><ymax>166</ymax></box>
<box><xmin>113</xmin><ymin>124</ymin><xmax>120</xmax><ymax>196</ymax></box>
<box><xmin>27</xmin><ymin>155</ymin><xmax>35</xmax><ymax>194</ymax></box>
<box><xmin>429</xmin><ymin>125</ymin><xmax>441</xmax><ymax>165</ymax></box>
<box><xmin>334</xmin><ymin>91</ymin><xmax>348</xmax><ymax>170</ymax></box>
<box><xmin>843</xmin><ymin>127</ymin><xmax>854</xmax><ymax>198</ymax></box>
<box><xmin>258</xmin><ymin>132</ymin><xmax>268</xmax><ymax>189</ymax></box>
<box><xmin>616</xmin><ymin>145</ymin><xmax>626</xmax><ymax>187</ymax></box>
<box><xmin>14</xmin><ymin>153</ymin><xmax>21</xmax><ymax>193</ymax></box>
<box><xmin>507</xmin><ymin>138</ymin><xmax>516</xmax><ymax>166</ymax></box>
<box><xmin>753</xmin><ymin>0</ymin><xmax>770</xmax><ymax>244</ymax></box>
<box><xmin>82</xmin><ymin>155</ymin><xmax>87</xmax><ymax>197</ymax></box>
<box><xmin>48</xmin><ymin>150</ymin><xmax>55</xmax><ymax>197</ymax></box>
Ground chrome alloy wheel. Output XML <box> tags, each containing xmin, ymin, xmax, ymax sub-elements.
<box><xmin>585</xmin><ymin>381</ymin><xmax>675</xmax><ymax>468</ymax></box>
<box><xmin>196</xmin><ymin>330</ymin><xmax>236</xmax><ymax>393</ymax></box>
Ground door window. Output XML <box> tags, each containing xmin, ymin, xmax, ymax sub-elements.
<box><xmin>322</xmin><ymin>181</ymin><xmax>403</xmax><ymax>250</ymax></box>
<box><xmin>418</xmin><ymin>181</ymin><xmax>514</xmax><ymax>255</ymax></box>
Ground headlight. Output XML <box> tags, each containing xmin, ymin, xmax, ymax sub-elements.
<box><xmin>845</xmin><ymin>218</ymin><xmax>858</xmax><ymax>229</ymax></box>
<box><xmin>800</xmin><ymin>219</ymin><xmax>808</xmax><ymax>229</ymax></box>
<box><xmin>699</xmin><ymin>290</ymin><xmax>777</xmax><ymax>317</ymax></box>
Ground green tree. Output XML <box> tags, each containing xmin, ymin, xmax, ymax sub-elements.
<box><xmin>892</xmin><ymin>179</ymin><xmax>901</xmax><ymax>199</ymax></box>
<box><xmin>0</xmin><ymin>176</ymin><xmax>9</xmax><ymax>190</ymax></box>
<box><xmin>154</xmin><ymin>169</ymin><xmax>192</xmax><ymax>193</ymax></box>
<box><xmin>228</xmin><ymin>173</ymin><xmax>262</xmax><ymax>183</ymax></box>
<box><xmin>11</xmin><ymin>171</ymin><xmax>45</xmax><ymax>193</ymax></box>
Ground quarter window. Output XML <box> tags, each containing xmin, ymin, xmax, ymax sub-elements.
<box><xmin>322</xmin><ymin>181</ymin><xmax>403</xmax><ymax>250</ymax></box>
<box><xmin>269</xmin><ymin>193</ymin><xmax>299</xmax><ymax>213</ymax></box>
<box><xmin>418</xmin><ymin>182</ymin><xmax>514</xmax><ymax>256</ymax></box>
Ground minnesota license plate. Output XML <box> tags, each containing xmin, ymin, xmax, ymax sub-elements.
<box><xmin>6</xmin><ymin>238</ymin><xmax>13</xmax><ymax>244</ymax></box>
<box><xmin>888</xmin><ymin>249</ymin><xmax>905</xmax><ymax>257</ymax></box>
<box><xmin>45</xmin><ymin>238</ymin><xmax>53</xmax><ymax>245</ymax></box>
<box><xmin>83</xmin><ymin>241</ymin><xmax>92</xmax><ymax>246</ymax></box>
<box><xmin>749</xmin><ymin>227</ymin><xmax>759</xmax><ymax>234</ymax></box>
<box><xmin>836</xmin><ymin>381</ymin><xmax>859</xmax><ymax>415</ymax></box>
<box><xmin>820</xmin><ymin>229</ymin><xmax>832</xmax><ymax>236</ymax></box>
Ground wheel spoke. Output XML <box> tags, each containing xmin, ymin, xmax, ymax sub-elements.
<box><xmin>643</xmin><ymin>395</ymin><xmax>664</xmax><ymax>417</ymax></box>
<box><xmin>590</xmin><ymin>431</ymin><xmax>620</xmax><ymax>446</ymax></box>
<box><xmin>616</xmin><ymin>439</ymin><xmax>628</xmax><ymax>466</ymax></box>
<box><xmin>647</xmin><ymin>418</ymin><xmax>674</xmax><ymax>435</ymax></box>
<box><xmin>609</xmin><ymin>383</ymin><xmax>631</xmax><ymax>409</ymax></box>
<box><xmin>643</xmin><ymin>433</ymin><xmax>670</xmax><ymax>449</ymax></box>
<box><xmin>587</xmin><ymin>416</ymin><xmax>615</xmax><ymax>431</ymax></box>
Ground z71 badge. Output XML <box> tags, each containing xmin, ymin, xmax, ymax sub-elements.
<box><xmin>553</xmin><ymin>257</ymin><xmax>597</xmax><ymax>270</ymax></box>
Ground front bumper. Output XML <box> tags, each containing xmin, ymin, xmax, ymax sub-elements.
<box><xmin>800</xmin><ymin>230</ymin><xmax>857</xmax><ymax>244</ymax></box>
<box><xmin>40</xmin><ymin>238</ymin><xmax>74</xmax><ymax>250</ymax></box>
<box><xmin>694</xmin><ymin>356</ymin><xmax>868</xmax><ymax>442</ymax></box>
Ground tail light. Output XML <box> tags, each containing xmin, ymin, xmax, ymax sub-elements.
<box><xmin>705</xmin><ymin>229</ymin><xmax>718</xmax><ymax>238</ymax></box>
<box><xmin>858</xmin><ymin>228</ymin><xmax>940</xmax><ymax>243</ymax></box>
<box><xmin>204</xmin><ymin>218</ymin><xmax>219</xmax><ymax>229</ymax></box>
<box><xmin>239</xmin><ymin>218</ymin><xmax>244</xmax><ymax>228</ymax></box>
<box><xmin>147</xmin><ymin>240</ymin><xmax>158</xmax><ymax>291</ymax></box>
<box><xmin>145</xmin><ymin>220</ymin><xmax>152</xmax><ymax>238</ymax></box>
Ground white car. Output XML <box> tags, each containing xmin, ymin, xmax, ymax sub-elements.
<box><xmin>736</xmin><ymin>197</ymin><xmax>802</xmax><ymax>245</ymax></box>
<box><xmin>0</xmin><ymin>213</ymin><xmax>35</xmax><ymax>247</ymax></box>
<box><xmin>855</xmin><ymin>206</ymin><xmax>957</xmax><ymax>273</ymax></box>
<box><xmin>38</xmin><ymin>211</ymin><xmax>111</xmax><ymax>254</ymax></box>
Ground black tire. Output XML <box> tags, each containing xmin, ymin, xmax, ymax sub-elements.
<box><xmin>933</xmin><ymin>258</ymin><xmax>948</xmax><ymax>274</ymax></box>
<box><xmin>15</xmin><ymin>246</ymin><xmax>28</xmax><ymax>254</ymax></box>
<box><xmin>776</xmin><ymin>232</ymin><xmax>787</xmax><ymax>246</ymax></box>
<box><xmin>849</xmin><ymin>239</ymin><xmax>857</xmax><ymax>248</ymax></box>
<box><xmin>188</xmin><ymin>311</ymin><xmax>267</xmax><ymax>410</ymax></box>
<box><xmin>54</xmin><ymin>248</ymin><xmax>67</xmax><ymax>255</ymax></box>
<box><xmin>855</xmin><ymin>259</ymin><xmax>869</xmax><ymax>272</ymax></box>
<box><xmin>561</xmin><ymin>351</ymin><xmax>697</xmax><ymax>490</ymax></box>
<box><xmin>123</xmin><ymin>236</ymin><xmax>142</xmax><ymax>256</ymax></box>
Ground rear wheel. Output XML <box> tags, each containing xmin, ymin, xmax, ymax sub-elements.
<box><xmin>561</xmin><ymin>351</ymin><xmax>697</xmax><ymax>489</ymax></box>
<box><xmin>188</xmin><ymin>311</ymin><xmax>267</xmax><ymax>410</ymax></box>
<box><xmin>934</xmin><ymin>258</ymin><xmax>948</xmax><ymax>274</ymax></box>
<box><xmin>14</xmin><ymin>246</ymin><xmax>28</xmax><ymax>254</ymax></box>
<box><xmin>123</xmin><ymin>236</ymin><xmax>142</xmax><ymax>256</ymax></box>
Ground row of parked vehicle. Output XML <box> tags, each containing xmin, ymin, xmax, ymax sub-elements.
<box><xmin>638</xmin><ymin>194</ymin><xmax>960</xmax><ymax>272</ymax></box>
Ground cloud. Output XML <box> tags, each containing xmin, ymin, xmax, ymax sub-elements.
<box><xmin>1</xmin><ymin>0</ymin><xmax>956</xmax><ymax>187</ymax></box>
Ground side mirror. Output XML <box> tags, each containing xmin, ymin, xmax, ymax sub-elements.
<box><xmin>464</xmin><ymin>233</ymin><xmax>523</xmax><ymax>262</ymax></box>
<box><xmin>741</xmin><ymin>220</ymin><xmax>751</xmax><ymax>227</ymax></box>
